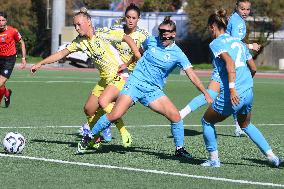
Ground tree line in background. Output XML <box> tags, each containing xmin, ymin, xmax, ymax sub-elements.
<box><xmin>0</xmin><ymin>0</ymin><xmax>283</xmax><ymax>61</ymax></box>
<box><xmin>186</xmin><ymin>0</ymin><xmax>284</xmax><ymax>39</ymax></box>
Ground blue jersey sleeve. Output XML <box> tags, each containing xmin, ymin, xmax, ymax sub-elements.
<box><xmin>209</xmin><ymin>39</ymin><xmax>227</xmax><ymax>58</ymax></box>
<box><xmin>226</xmin><ymin>12</ymin><xmax>246</xmax><ymax>40</ymax></box>
<box><xmin>177</xmin><ymin>50</ymin><xmax>192</xmax><ymax>70</ymax></box>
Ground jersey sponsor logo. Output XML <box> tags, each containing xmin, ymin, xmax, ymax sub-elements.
<box><xmin>4</xmin><ymin>70</ymin><xmax>9</xmax><ymax>75</ymax></box>
<box><xmin>1</xmin><ymin>37</ymin><xmax>6</xmax><ymax>42</ymax></box>
<box><xmin>123</xmin><ymin>84</ymin><xmax>129</xmax><ymax>91</ymax></box>
<box><xmin>151</xmin><ymin>47</ymin><xmax>156</xmax><ymax>53</ymax></box>
<box><xmin>164</xmin><ymin>53</ymin><xmax>171</xmax><ymax>61</ymax></box>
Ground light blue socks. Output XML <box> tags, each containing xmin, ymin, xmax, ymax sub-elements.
<box><xmin>91</xmin><ymin>114</ymin><xmax>111</xmax><ymax>135</ymax></box>
<box><xmin>188</xmin><ymin>89</ymin><xmax>218</xmax><ymax>111</ymax></box>
<box><xmin>171</xmin><ymin>120</ymin><xmax>184</xmax><ymax>147</ymax></box>
<box><xmin>202</xmin><ymin>117</ymin><xmax>218</xmax><ymax>152</ymax></box>
<box><xmin>242</xmin><ymin>123</ymin><xmax>271</xmax><ymax>154</ymax></box>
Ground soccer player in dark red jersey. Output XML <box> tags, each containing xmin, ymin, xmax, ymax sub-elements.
<box><xmin>0</xmin><ymin>12</ymin><xmax>26</xmax><ymax>107</ymax></box>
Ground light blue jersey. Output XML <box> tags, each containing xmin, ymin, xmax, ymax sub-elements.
<box><xmin>226</xmin><ymin>12</ymin><xmax>246</xmax><ymax>40</ymax></box>
<box><xmin>130</xmin><ymin>36</ymin><xmax>192</xmax><ymax>89</ymax></box>
<box><xmin>202</xmin><ymin>36</ymin><xmax>274</xmax><ymax>160</ymax></box>
<box><xmin>209</xmin><ymin>33</ymin><xmax>253</xmax><ymax>99</ymax></box>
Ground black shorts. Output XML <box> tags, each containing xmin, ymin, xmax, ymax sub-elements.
<box><xmin>0</xmin><ymin>55</ymin><xmax>16</xmax><ymax>79</ymax></box>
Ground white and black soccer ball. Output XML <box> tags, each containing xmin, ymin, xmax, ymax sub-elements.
<box><xmin>3</xmin><ymin>132</ymin><xmax>26</xmax><ymax>154</ymax></box>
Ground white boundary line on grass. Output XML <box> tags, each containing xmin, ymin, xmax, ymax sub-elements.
<box><xmin>0</xmin><ymin>123</ymin><xmax>283</xmax><ymax>129</ymax></box>
<box><xmin>0</xmin><ymin>153</ymin><xmax>283</xmax><ymax>188</ymax></box>
<box><xmin>8</xmin><ymin>80</ymin><xmax>284</xmax><ymax>85</ymax></box>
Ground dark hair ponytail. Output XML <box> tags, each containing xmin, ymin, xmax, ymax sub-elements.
<box><xmin>208</xmin><ymin>9</ymin><xmax>228</xmax><ymax>30</ymax></box>
<box><xmin>159</xmin><ymin>16</ymin><xmax>176</xmax><ymax>32</ymax></box>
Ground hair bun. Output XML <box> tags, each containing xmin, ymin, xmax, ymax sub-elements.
<box><xmin>80</xmin><ymin>7</ymin><xmax>88</xmax><ymax>13</ymax></box>
<box><xmin>216</xmin><ymin>9</ymin><xmax>227</xmax><ymax>18</ymax></box>
<box><xmin>164</xmin><ymin>16</ymin><xmax>171</xmax><ymax>22</ymax></box>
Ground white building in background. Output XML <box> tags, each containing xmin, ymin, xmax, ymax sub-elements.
<box><xmin>60</xmin><ymin>10</ymin><xmax>188</xmax><ymax>45</ymax></box>
<box><xmin>246</xmin><ymin>16</ymin><xmax>284</xmax><ymax>41</ymax></box>
<box><xmin>268</xmin><ymin>22</ymin><xmax>284</xmax><ymax>40</ymax></box>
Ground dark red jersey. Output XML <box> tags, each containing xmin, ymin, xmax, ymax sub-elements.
<box><xmin>0</xmin><ymin>26</ymin><xmax>21</xmax><ymax>57</ymax></box>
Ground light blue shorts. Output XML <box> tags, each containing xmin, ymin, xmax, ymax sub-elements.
<box><xmin>212</xmin><ymin>88</ymin><xmax>253</xmax><ymax>116</ymax></box>
<box><xmin>120</xmin><ymin>77</ymin><xmax>165</xmax><ymax>106</ymax></box>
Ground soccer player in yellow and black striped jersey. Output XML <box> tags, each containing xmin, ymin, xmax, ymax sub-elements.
<box><xmin>30</xmin><ymin>7</ymin><xmax>141</xmax><ymax>151</ymax></box>
<box><xmin>77</xmin><ymin>3</ymin><xmax>149</xmax><ymax>148</ymax></box>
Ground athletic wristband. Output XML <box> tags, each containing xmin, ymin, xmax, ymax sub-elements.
<box><xmin>248</xmin><ymin>44</ymin><xmax>253</xmax><ymax>49</ymax></box>
<box><xmin>229</xmin><ymin>82</ymin><xmax>235</xmax><ymax>89</ymax></box>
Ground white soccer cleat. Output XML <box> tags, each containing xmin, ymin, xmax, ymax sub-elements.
<box><xmin>234</xmin><ymin>128</ymin><xmax>247</xmax><ymax>137</ymax></box>
<box><xmin>201</xmin><ymin>158</ymin><xmax>221</xmax><ymax>167</ymax></box>
<box><xmin>268</xmin><ymin>156</ymin><xmax>282</xmax><ymax>168</ymax></box>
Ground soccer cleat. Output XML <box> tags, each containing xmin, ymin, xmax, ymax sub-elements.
<box><xmin>78</xmin><ymin>123</ymin><xmax>90</xmax><ymax>136</ymax></box>
<box><xmin>4</xmin><ymin>89</ymin><xmax>12</xmax><ymax>108</ymax></box>
<box><xmin>234</xmin><ymin>128</ymin><xmax>247</xmax><ymax>137</ymax></box>
<box><xmin>89</xmin><ymin>135</ymin><xmax>102</xmax><ymax>150</ymax></box>
<box><xmin>268</xmin><ymin>156</ymin><xmax>282</xmax><ymax>168</ymax></box>
<box><xmin>101</xmin><ymin>126</ymin><xmax>112</xmax><ymax>142</ymax></box>
<box><xmin>175</xmin><ymin>147</ymin><xmax>193</xmax><ymax>159</ymax></box>
<box><xmin>121</xmin><ymin>131</ymin><xmax>132</xmax><ymax>148</ymax></box>
<box><xmin>76</xmin><ymin>135</ymin><xmax>92</xmax><ymax>154</ymax></box>
<box><xmin>201</xmin><ymin>159</ymin><xmax>221</xmax><ymax>167</ymax></box>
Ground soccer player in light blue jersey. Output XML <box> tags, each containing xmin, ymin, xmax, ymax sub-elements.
<box><xmin>227</xmin><ymin>0</ymin><xmax>260</xmax><ymax>51</ymax></box>
<box><xmin>180</xmin><ymin>0</ymin><xmax>260</xmax><ymax>137</ymax></box>
<box><xmin>77</xmin><ymin>16</ymin><xmax>213</xmax><ymax>157</ymax></box>
<box><xmin>200</xmin><ymin>9</ymin><xmax>281</xmax><ymax>167</ymax></box>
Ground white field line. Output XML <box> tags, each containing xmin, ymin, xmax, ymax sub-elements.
<box><xmin>0</xmin><ymin>153</ymin><xmax>283</xmax><ymax>188</ymax></box>
<box><xmin>9</xmin><ymin>80</ymin><xmax>96</xmax><ymax>84</ymax></box>
<box><xmin>0</xmin><ymin>123</ymin><xmax>283</xmax><ymax>129</ymax></box>
<box><xmin>8</xmin><ymin>79</ymin><xmax>284</xmax><ymax>85</ymax></box>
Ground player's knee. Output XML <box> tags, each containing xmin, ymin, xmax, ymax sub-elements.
<box><xmin>98</xmin><ymin>97</ymin><xmax>107</xmax><ymax>109</ymax></box>
<box><xmin>169</xmin><ymin>111</ymin><xmax>181</xmax><ymax>123</ymax></box>
<box><xmin>108</xmin><ymin>111</ymin><xmax>121</xmax><ymax>122</ymax></box>
<box><xmin>239</xmin><ymin>121</ymin><xmax>250</xmax><ymax>128</ymax></box>
<box><xmin>83</xmin><ymin>104</ymin><xmax>94</xmax><ymax>116</ymax></box>
<box><xmin>201</xmin><ymin>117</ymin><xmax>209</xmax><ymax>127</ymax></box>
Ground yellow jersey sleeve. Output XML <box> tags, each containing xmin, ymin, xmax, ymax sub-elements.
<box><xmin>110</xmin><ymin>27</ymin><xmax>149</xmax><ymax>72</ymax></box>
<box><xmin>66</xmin><ymin>36</ymin><xmax>81</xmax><ymax>52</ymax></box>
<box><xmin>66</xmin><ymin>34</ymin><xmax>123</xmax><ymax>82</ymax></box>
<box><xmin>96</xmin><ymin>27</ymin><xmax>125</xmax><ymax>43</ymax></box>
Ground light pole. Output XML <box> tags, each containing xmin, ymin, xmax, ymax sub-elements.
<box><xmin>51</xmin><ymin>0</ymin><xmax>66</xmax><ymax>53</ymax></box>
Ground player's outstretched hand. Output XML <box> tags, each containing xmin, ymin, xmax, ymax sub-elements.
<box><xmin>30</xmin><ymin>63</ymin><xmax>42</xmax><ymax>75</ymax></box>
<box><xmin>20</xmin><ymin>58</ymin><xmax>27</xmax><ymax>69</ymax></box>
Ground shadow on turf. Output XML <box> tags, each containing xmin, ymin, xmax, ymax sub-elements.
<box><xmin>31</xmin><ymin>139</ymin><xmax>78</xmax><ymax>148</ymax></box>
<box><xmin>74</xmin><ymin>144</ymin><xmax>205</xmax><ymax>164</ymax></box>
<box><xmin>167</xmin><ymin>129</ymin><xmax>202</xmax><ymax>139</ymax></box>
<box><xmin>242</xmin><ymin>158</ymin><xmax>283</xmax><ymax>168</ymax></box>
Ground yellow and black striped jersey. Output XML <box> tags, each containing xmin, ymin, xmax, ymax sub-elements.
<box><xmin>96</xmin><ymin>25</ymin><xmax>149</xmax><ymax>72</ymax></box>
<box><xmin>67</xmin><ymin>31</ymin><xmax>125</xmax><ymax>82</ymax></box>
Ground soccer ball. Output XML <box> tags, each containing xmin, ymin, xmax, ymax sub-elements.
<box><xmin>3</xmin><ymin>132</ymin><xmax>26</xmax><ymax>154</ymax></box>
